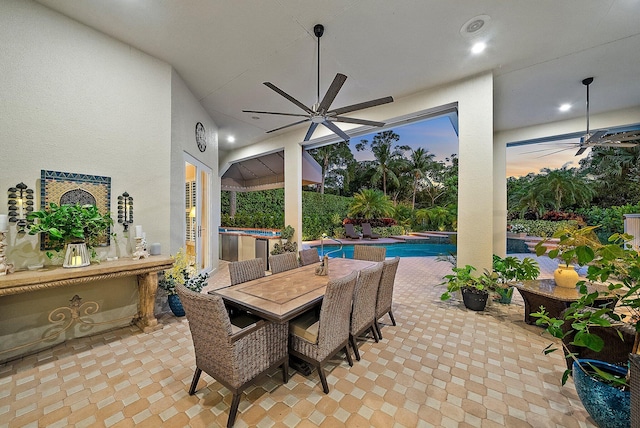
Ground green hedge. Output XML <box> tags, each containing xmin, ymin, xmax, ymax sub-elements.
<box><xmin>221</xmin><ymin>190</ymin><xmax>352</xmax><ymax>240</ymax></box>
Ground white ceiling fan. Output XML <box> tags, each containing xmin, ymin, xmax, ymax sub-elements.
<box><xmin>243</xmin><ymin>24</ymin><xmax>393</xmax><ymax>142</ymax></box>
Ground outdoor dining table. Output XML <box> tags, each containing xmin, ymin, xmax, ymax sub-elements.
<box><xmin>211</xmin><ymin>258</ymin><xmax>375</xmax><ymax>323</ymax></box>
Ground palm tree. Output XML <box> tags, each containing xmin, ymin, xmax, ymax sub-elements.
<box><xmin>348</xmin><ymin>189</ymin><xmax>393</xmax><ymax>219</ymax></box>
<box><xmin>307</xmin><ymin>142</ymin><xmax>355</xmax><ymax>194</ymax></box>
<box><xmin>356</xmin><ymin>131</ymin><xmax>409</xmax><ymax>196</ymax></box>
<box><xmin>408</xmin><ymin>147</ymin><xmax>435</xmax><ymax>209</ymax></box>
<box><xmin>529</xmin><ymin>167</ymin><xmax>594</xmax><ymax>211</ymax></box>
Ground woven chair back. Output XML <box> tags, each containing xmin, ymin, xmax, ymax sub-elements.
<box><xmin>351</xmin><ymin>263</ymin><xmax>383</xmax><ymax>335</ymax></box>
<box><xmin>376</xmin><ymin>256</ymin><xmax>400</xmax><ymax>317</ymax></box>
<box><xmin>269</xmin><ymin>252</ymin><xmax>299</xmax><ymax>274</ymax></box>
<box><xmin>299</xmin><ymin>248</ymin><xmax>320</xmax><ymax>266</ymax></box>
<box><xmin>175</xmin><ymin>284</ymin><xmax>234</xmax><ymax>376</ymax></box>
<box><xmin>317</xmin><ymin>271</ymin><xmax>358</xmax><ymax>352</ymax></box>
<box><xmin>353</xmin><ymin>245</ymin><xmax>386</xmax><ymax>262</ymax></box>
<box><xmin>229</xmin><ymin>258</ymin><xmax>265</xmax><ymax>285</ymax></box>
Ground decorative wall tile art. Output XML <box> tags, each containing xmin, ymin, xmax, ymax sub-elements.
<box><xmin>40</xmin><ymin>170</ymin><xmax>112</xmax><ymax>249</ymax></box>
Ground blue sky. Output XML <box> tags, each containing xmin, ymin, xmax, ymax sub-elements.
<box><xmin>350</xmin><ymin>116</ymin><xmax>588</xmax><ymax>177</ymax></box>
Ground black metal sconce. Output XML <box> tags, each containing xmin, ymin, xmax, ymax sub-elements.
<box><xmin>117</xmin><ymin>191</ymin><xmax>134</xmax><ymax>232</ymax></box>
<box><xmin>8</xmin><ymin>182</ymin><xmax>34</xmax><ymax>233</ymax></box>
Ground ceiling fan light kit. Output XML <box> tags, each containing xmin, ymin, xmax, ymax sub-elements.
<box><xmin>243</xmin><ymin>24</ymin><xmax>393</xmax><ymax>142</ymax></box>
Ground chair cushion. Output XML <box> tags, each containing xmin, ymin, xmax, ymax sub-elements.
<box><xmin>230</xmin><ymin>313</ymin><xmax>261</xmax><ymax>334</ymax></box>
<box><xmin>290</xmin><ymin>311</ymin><xmax>320</xmax><ymax>343</ymax></box>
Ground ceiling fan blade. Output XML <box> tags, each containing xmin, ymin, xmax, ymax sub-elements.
<box><xmin>317</xmin><ymin>73</ymin><xmax>347</xmax><ymax>114</ymax></box>
<box><xmin>532</xmin><ymin>147</ymin><xmax>576</xmax><ymax>158</ymax></box>
<box><xmin>304</xmin><ymin>123</ymin><xmax>319</xmax><ymax>141</ymax></box>
<box><xmin>266</xmin><ymin>118</ymin><xmax>310</xmax><ymax>133</ymax></box>
<box><xmin>263</xmin><ymin>82</ymin><xmax>314</xmax><ymax>114</ymax></box>
<box><xmin>243</xmin><ymin>110</ymin><xmax>310</xmax><ymax>118</ymax></box>
<box><xmin>575</xmin><ymin>147</ymin><xmax>587</xmax><ymax>156</ymax></box>
<box><xmin>584</xmin><ymin>129</ymin><xmax>608</xmax><ymax>143</ymax></box>
<box><xmin>331</xmin><ymin>116</ymin><xmax>385</xmax><ymax>127</ymax></box>
<box><xmin>321</xmin><ymin>120</ymin><xmax>350</xmax><ymax>142</ymax></box>
<box><xmin>328</xmin><ymin>96</ymin><xmax>394</xmax><ymax>116</ymax></box>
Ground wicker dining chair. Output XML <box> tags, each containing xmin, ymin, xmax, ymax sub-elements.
<box><xmin>229</xmin><ymin>258</ymin><xmax>265</xmax><ymax>285</ymax></box>
<box><xmin>374</xmin><ymin>256</ymin><xmax>400</xmax><ymax>339</ymax></box>
<box><xmin>353</xmin><ymin>244</ymin><xmax>386</xmax><ymax>262</ymax></box>
<box><xmin>349</xmin><ymin>263</ymin><xmax>383</xmax><ymax>360</ymax></box>
<box><xmin>269</xmin><ymin>252</ymin><xmax>299</xmax><ymax>274</ymax></box>
<box><xmin>289</xmin><ymin>271</ymin><xmax>358</xmax><ymax>393</ymax></box>
<box><xmin>176</xmin><ymin>284</ymin><xmax>288</xmax><ymax>428</ymax></box>
<box><xmin>299</xmin><ymin>248</ymin><xmax>320</xmax><ymax>266</ymax></box>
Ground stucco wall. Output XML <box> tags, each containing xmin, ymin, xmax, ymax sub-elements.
<box><xmin>170</xmin><ymin>70</ymin><xmax>220</xmax><ymax>273</ymax></box>
<box><xmin>0</xmin><ymin>0</ymin><xmax>176</xmax><ymax>361</ymax></box>
<box><xmin>0</xmin><ymin>0</ymin><xmax>172</xmax><ymax>266</ymax></box>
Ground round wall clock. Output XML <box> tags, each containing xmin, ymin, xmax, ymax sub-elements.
<box><xmin>195</xmin><ymin>122</ymin><xmax>207</xmax><ymax>152</ymax></box>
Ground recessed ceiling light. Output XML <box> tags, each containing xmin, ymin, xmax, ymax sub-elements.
<box><xmin>471</xmin><ymin>42</ymin><xmax>486</xmax><ymax>54</ymax></box>
<box><xmin>227</xmin><ymin>136</ymin><xmax>235</xmax><ymax>143</ymax></box>
<box><xmin>559</xmin><ymin>103</ymin><xmax>571</xmax><ymax>112</ymax></box>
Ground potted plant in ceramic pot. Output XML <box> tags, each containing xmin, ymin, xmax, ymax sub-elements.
<box><xmin>27</xmin><ymin>202</ymin><xmax>113</xmax><ymax>267</ymax></box>
<box><xmin>158</xmin><ymin>248</ymin><xmax>209</xmax><ymax>316</ymax></box>
<box><xmin>535</xmin><ymin>225</ymin><xmax>602</xmax><ymax>288</ymax></box>
<box><xmin>532</xmin><ymin>232</ymin><xmax>639</xmax><ymax>428</ymax></box>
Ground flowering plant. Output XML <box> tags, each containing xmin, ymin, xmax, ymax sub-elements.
<box><xmin>158</xmin><ymin>248</ymin><xmax>208</xmax><ymax>295</ymax></box>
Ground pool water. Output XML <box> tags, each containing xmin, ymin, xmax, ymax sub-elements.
<box><xmin>316</xmin><ymin>242</ymin><xmax>456</xmax><ymax>258</ymax></box>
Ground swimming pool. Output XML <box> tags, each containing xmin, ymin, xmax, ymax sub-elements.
<box><xmin>314</xmin><ymin>240</ymin><xmax>456</xmax><ymax>258</ymax></box>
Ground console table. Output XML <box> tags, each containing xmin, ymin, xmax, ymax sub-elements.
<box><xmin>514</xmin><ymin>279</ymin><xmax>617</xmax><ymax>324</ymax></box>
<box><xmin>0</xmin><ymin>256</ymin><xmax>174</xmax><ymax>332</ymax></box>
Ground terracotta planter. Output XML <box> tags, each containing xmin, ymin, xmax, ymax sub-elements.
<box><xmin>554</xmin><ymin>265</ymin><xmax>579</xmax><ymax>288</ymax></box>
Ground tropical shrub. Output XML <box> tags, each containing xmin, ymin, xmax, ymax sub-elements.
<box><xmin>348</xmin><ymin>189</ymin><xmax>393</xmax><ymax>219</ymax></box>
<box><xmin>414</xmin><ymin>206</ymin><xmax>457</xmax><ymax>231</ymax></box>
<box><xmin>507</xmin><ymin>219</ymin><xmax>579</xmax><ymax>238</ymax></box>
<box><xmin>575</xmin><ymin>202</ymin><xmax>640</xmax><ymax>242</ymax></box>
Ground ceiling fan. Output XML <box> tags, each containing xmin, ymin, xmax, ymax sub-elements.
<box><xmin>574</xmin><ymin>77</ymin><xmax>639</xmax><ymax>156</ymax></box>
<box><xmin>243</xmin><ymin>24</ymin><xmax>393</xmax><ymax>142</ymax></box>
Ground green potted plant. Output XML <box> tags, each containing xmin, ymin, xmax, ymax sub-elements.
<box><xmin>270</xmin><ymin>225</ymin><xmax>297</xmax><ymax>255</ymax></box>
<box><xmin>158</xmin><ymin>248</ymin><xmax>209</xmax><ymax>317</ymax></box>
<box><xmin>440</xmin><ymin>265</ymin><xmax>495</xmax><ymax>311</ymax></box>
<box><xmin>492</xmin><ymin>255</ymin><xmax>541</xmax><ymax>303</ymax></box>
<box><xmin>535</xmin><ymin>225</ymin><xmax>602</xmax><ymax>288</ymax></box>
<box><xmin>532</xmin><ymin>231</ymin><xmax>639</xmax><ymax>428</ymax></box>
<box><xmin>27</xmin><ymin>202</ymin><xmax>113</xmax><ymax>266</ymax></box>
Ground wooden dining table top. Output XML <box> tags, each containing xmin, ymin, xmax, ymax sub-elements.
<box><xmin>211</xmin><ymin>258</ymin><xmax>376</xmax><ymax>323</ymax></box>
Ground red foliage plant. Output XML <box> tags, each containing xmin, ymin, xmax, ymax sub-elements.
<box><xmin>541</xmin><ymin>211</ymin><xmax>585</xmax><ymax>223</ymax></box>
<box><xmin>342</xmin><ymin>218</ymin><xmax>397</xmax><ymax>227</ymax></box>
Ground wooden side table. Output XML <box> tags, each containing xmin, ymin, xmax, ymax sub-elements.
<box><xmin>513</xmin><ymin>279</ymin><xmax>616</xmax><ymax>324</ymax></box>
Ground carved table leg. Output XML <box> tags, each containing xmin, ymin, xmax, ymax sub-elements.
<box><xmin>135</xmin><ymin>271</ymin><xmax>162</xmax><ymax>332</ymax></box>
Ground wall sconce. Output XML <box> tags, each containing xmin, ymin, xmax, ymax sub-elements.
<box><xmin>8</xmin><ymin>182</ymin><xmax>34</xmax><ymax>233</ymax></box>
<box><xmin>117</xmin><ymin>191</ymin><xmax>134</xmax><ymax>232</ymax></box>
